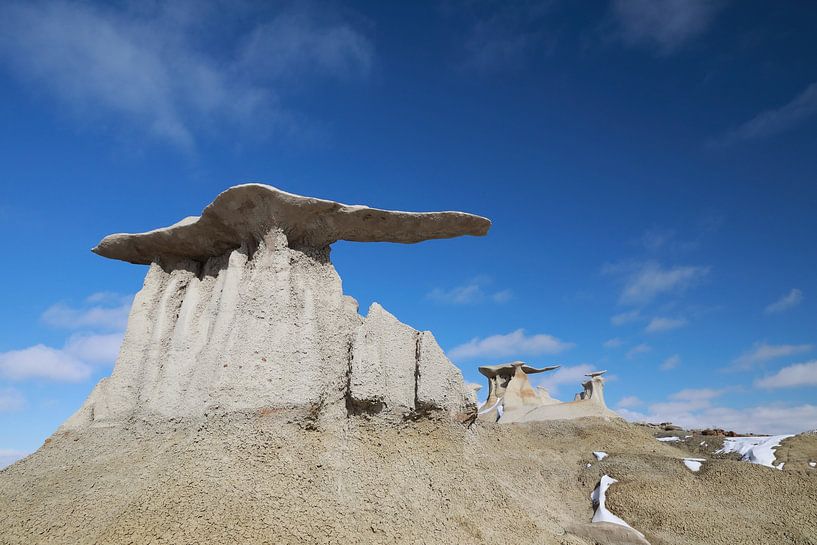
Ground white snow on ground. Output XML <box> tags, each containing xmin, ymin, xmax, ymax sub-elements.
<box><xmin>682</xmin><ymin>458</ymin><xmax>705</xmax><ymax>472</ymax></box>
<box><xmin>593</xmin><ymin>451</ymin><xmax>608</xmax><ymax>461</ymax></box>
<box><xmin>657</xmin><ymin>436</ymin><xmax>681</xmax><ymax>442</ymax></box>
<box><xmin>809</xmin><ymin>462</ymin><xmax>816</xmax><ymax>468</ymax></box>
<box><xmin>590</xmin><ymin>475</ymin><xmax>645</xmax><ymax>537</ymax></box>
<box><xmin>716</xmin><ymin>435</ymin><xmax>794</xmax><ymax>469</ymax></box>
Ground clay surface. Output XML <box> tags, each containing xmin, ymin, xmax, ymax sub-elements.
<box><xmin>3</xmin><ymin>416</ymin><xmax>816</xmax><ymax>545</ymax></box>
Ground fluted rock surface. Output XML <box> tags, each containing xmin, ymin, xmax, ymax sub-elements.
<box><xmin>64</xmin><ymin>185</ymin><xmax>484</xmax><ymax>429</ymax></box>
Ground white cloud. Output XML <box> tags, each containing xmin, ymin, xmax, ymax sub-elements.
<box><xmin>605</xmin><ymin>261</ymin><xmax>709</xmax><ymax>306</ymax></box>
<box><xmin>0</xmin><ymin>388</ymin><xmax>25</xmax><ymax>412</ymax></box>
<box><xmin>611</xmin><ymin>310</ymin><xmax>640</xmax><ymax>326</ymax></box>
<box><xmin>645</xmin><ymin>316</ymin><xmax>687</xmax><ymax>333</ymax></box>
<box><xmin>491</xmin><ymin>289</ymin><xmax>514</xmax><ymax>303</ymax></box>
<box><xmin>0</xmin><ymin>448</ymin><xmax>30</xmax><ymax>469</ymax></box>
<box><xmin>41</xmin><ymin>297</ymin><xmax>132</xmax><ymax>330</ymax></box>
<box><xmin>452</xmin><ymin>0</ymin><xmax>556</xmax><ymax>73</ymax></box>
<box><xmin>731</xmin><ymin>342</ymin><xmax>813</xmax><ymax>371</ymax></box>
<box><xmin>764</xmin><ymin>288</ymin><xmax>803</xmax><ymax>314</ymax></box>
<box><xmin>448</xmin><ymin>329</ymin><xmax>574</xmax><ymax>361</ymax></box>
<box><xmin>719</xmin><ymin>82</ymin><xmax>817</xmax><ymax>144</ymax></box>
<box><xmin>533</xmin><ymin>364</ymin><xmax>594</xmax><ymax>398</ymax></box>
<box><xmin>0</xmin><ymin>333</ymin><xmax>123</xmax><ymax>382</ymax></box>
<box><xmin>0</xmin><ymin>345</ymin><xmax>90</xmax><ymax>382</ymax></box>
<box><xmin>616</xmin><ymin>395</ymin><xmax>642</xmax><ymax>408</ymax></box>
<box><xmin>619</xmin><ymin>402</ymin><xmax>817</xmax><ymax>435</ymax></box>
<box><xmin>427</xmin><ymin>277</ymin><xmax>512</xmax><ymax>305</ymax></box>
<box><xmin>0</xmin><ymin>1</ymin><xmax>373</xmax><ymax>151</ymax></box>
<box><xmin>639</xmin><ymin>227</ymin><xmax>677</xmax><ymax>251</ymax></box>
<box><xmin>755</xmin><ymin>360</ymin><xmax>817</xmax><ymax>389</ymax></box>
<box><xmin>63</xmin><ymin>332</ymin><xmax>124</xmax><ymax>364</ymax></box>
<box><xmin>670</xmin><ymin>388</ymin><xmax>726</xmax><ymax>402</ymax></box>
<box><xmin>611</xmin><ymin>0</ymin><xmax>724</xmax><ymax>54</ymax></box>
<box><xmin>603</xmin><ymin>338</ymin><xmax>624</xmax><ymax>348</ymax></box>
<box><xmin>84</xmin><ymin>291</ymin><xmax>132</xmax><ymax>305</ymax></box>
<box><xmin>626</xmin><ymin>343</ymin><xmax>651</xmax><ymax>359</ymax></box>
<box><xmin>240</xmin><ymin>10</ymin><xmax>373</xmax><ymax>82</ymax></box>
<box><xmin>660</xmin><ymin>354</ymin><xmax>681</xmax><ymax>371</ymax></box>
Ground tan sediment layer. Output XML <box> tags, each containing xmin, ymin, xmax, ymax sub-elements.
<box><xmin>2</xmin><ymin>416</ymin><xmax>815</xmax><ymax>545</ymax></box>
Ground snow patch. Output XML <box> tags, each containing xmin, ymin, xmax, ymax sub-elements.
<box><xmin>593</xmin><ymin>451</ymin><xmax>608</xmax><ymax>461</ymax></box>
<box><xmin>682</xmin><ymin>458</ymin><xmax>705</xmax><ymax>472</ymax></box>
<box><xmin>657</xmin><ymin>436</ymin><xmax>681</xmax><ymax>442</ymax></box>
<box><xmin>808</xmin><ymin>461</ymin><xmax>815</xmax><ymax>468</ymax></box>
<box><xmin>716</xmin><ymin>435</ymin><xmax>793</xmax><ymax>469</ymax></box>
<box><xmin>590</xmin><ymin>475</ymin><xmax>644</xmax><ymax>538</ymax></box>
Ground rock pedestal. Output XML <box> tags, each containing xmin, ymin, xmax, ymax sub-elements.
<box><xmin>63</xmin><ymin>184</ymin><xmax>490</xmax><ymax>429</ymax></box>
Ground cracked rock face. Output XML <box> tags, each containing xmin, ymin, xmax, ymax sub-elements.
<box><xmin>64</xmin><ymin>186</ymin><xmax>485</xmax><ymax>429</ymax></box>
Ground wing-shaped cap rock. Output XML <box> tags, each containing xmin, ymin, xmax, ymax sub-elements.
<box><xmin>478</xmin><ymin>361</ymin><xmax>560</xmax><ymax>377</ymax></box>
<box><xmin>93</xmin><ymin>183</ymin><xmax>492</xmax><ymax>264</ymax></box>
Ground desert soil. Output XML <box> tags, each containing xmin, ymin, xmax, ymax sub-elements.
<box><xmin>1</xmin><ymin>415</ymin><xmax>815</xmax><ymax>545</ymax></box>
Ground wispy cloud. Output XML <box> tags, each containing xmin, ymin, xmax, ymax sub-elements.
<box><xmin>660</xmin><ymin>354</ymin><xmax>681</xmax><ymax>371</ymax></box>
<box><xmin>611</xmin><ymin>310</ymin><xmax>640</xmax><ymax>326</ymax></box>
<box><xmin>626</xmin><ymin>343</ymin><xmax>651</xmax><ymax>359</ymax></box>
<box><xmin>718</xmin><ymin>82</ymin><xmax>817</xmax><ymax>145</ymax></box>
<box><xmin>639</xmin><ymin>227</ymin><xmax>677</xmax><ymax>251</ymax></box>
<box><xmin>755</xmin><ymin>360</ymin><xmax>817</xmax><ymax>389</ymax></box>
<box><xmin>41</xmin><ymin>295</ymin><xmax>132</xmax><ymax>331</ymax></box>
<box><xmin>447</xmin><ymin>328</ymin><xmax>574</xmax><ymax>361</ymax></box>
<box><xmin>533</xmin><ymin>363</ymin><xmax>594</xmax><ymax>398</ymax></box>
<box><xmin>0</xmin><ymin>448</ymin><xmax>30</xmax><ymax>469</ymax></box>
<box><xmin>610</xmin><ymin>0</ymin><xmax>724</xmax><ymax>54</ymax></box>
<box><xmin>603</xmin><ymin>338</ymin><xmax>624</xmax><ymax>348</ymax></box>
<box><xmin>0</xmin><ymin>1</ymin><xmax>373</xmax><ymax>151</ymax></box>
<box><xmin>619</xmin><ymin>391</ymin><xmax>817</xmax><ymax>435</ymax></box>
<box><xmin>0</xmin><ymin>331</ymin><xmax>123</xmax><ymax>382</ymax></box>
<box><xmin>0</xmin><ymin>387</ymin><xmax>25</xmax><ymax>412</ymax></box>
<box><xmin>605</xmin><ymin>261</ymin><xmax>709</xmax><ymax>306</ymax></box>
<box><xmin>446</xmin><ymin>0</ymin><xmax>558</xmax><ymax>73</ymax></box>
<box><xmin>730</xmin><ymin>342</ymin><xmax>813</xmax><ymax>371</ymax></box>
<box><xmin>0</xmin><ymin>344</ymin><xmax>92</xmax><ymax>382</ymax></box>
<box><xmin>426</xmin><ymin>277</ymin><xmax>512</xmax><ymax>305</ymax></box>
<box><xmin>616</xmin><ymin>395</ymin><xmax>642</xmax><ymax>408</ymax></box>
<box><xmin>645</xmin><ymin>316</ymin><xmax>687</xmax><ymax>333</ymax></box>
<box><xmin>764</xmin><ymin>288</ymin><xmax>803</xmax><ymax>314</ymax></box>
<box><xmin>1</xmin><ymin>292</ymin><xmax>127</xmax><ymax>382</ymax></box>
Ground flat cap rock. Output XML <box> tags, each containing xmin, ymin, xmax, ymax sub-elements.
<box><xmin>478</xmin><ymin>361</ymin><xmax>560</xmax><ymax>377</ymax></box>
<box><xmin>93</xmin><ymin>184</ymin><xmax>491</xmax><ymax>264</ymax></box>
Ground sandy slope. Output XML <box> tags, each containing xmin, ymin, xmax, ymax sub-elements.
<box><xmin>1</xmin><ymin>415</ymin><xmax>815</xmax><ymax>545</ymax></box>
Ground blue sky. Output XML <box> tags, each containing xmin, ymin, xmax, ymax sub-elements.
<box><xmin>1</xmin><ymin>0</ymin><xmax>816</xmax><ymax>465</ymax></box>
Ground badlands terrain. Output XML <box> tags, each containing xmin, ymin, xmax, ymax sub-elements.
<box><xmin>2</xmin><ymin>185</ymin><xmax>815</xmax><ymax>544</ymax></box>
<box><xmin>1</xmin><ymin>414</ymin><xmax>816</xmax><ymax>545</ymax></box>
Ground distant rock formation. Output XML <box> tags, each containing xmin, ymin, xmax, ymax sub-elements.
<box><xmin>477</xmin><ymin>364</ymin><xmax>619</xmax><ymax>423</ymax></box>
<box><xmin>63</xmin><ymin>184</ymin><xmax>490</xmax><ymax>430</ymax></box>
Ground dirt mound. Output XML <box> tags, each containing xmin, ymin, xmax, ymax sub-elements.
<box><xmin>1</xmin><ymin>416</ymin><xmax>815</xmax><ymax>545</ymax></box>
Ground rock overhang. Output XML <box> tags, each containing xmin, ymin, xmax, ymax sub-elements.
<box><xmin>92</xmin><ymin>183</ymin><xmax>492</xmax><ymax>265</ymax></box>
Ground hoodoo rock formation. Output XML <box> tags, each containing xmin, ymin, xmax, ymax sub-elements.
<box><xmin>64</xmin><ymin>184</ymin><xmax>490</xmax><ymax>430</ymax></box>
<box><xmin>477</xmin><ymin>363</ymin><xmax>619</xmax><ymax>423</ymax></box>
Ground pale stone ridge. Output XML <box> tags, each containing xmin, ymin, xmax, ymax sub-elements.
<box><xmin>93</xmin><ymin>184</ymin><xmax>491</xmax><ymax>265</ymax></box>
<box><xmin>349</xmin><ymin>303</ymin><xmax>417</xmax><ymax>415</ymax></box>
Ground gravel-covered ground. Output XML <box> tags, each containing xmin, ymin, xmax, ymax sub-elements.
<box><xmin>1</xmin><ymin>414</ymin><xmax>815</xmax><ymax>545</ymax></box>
